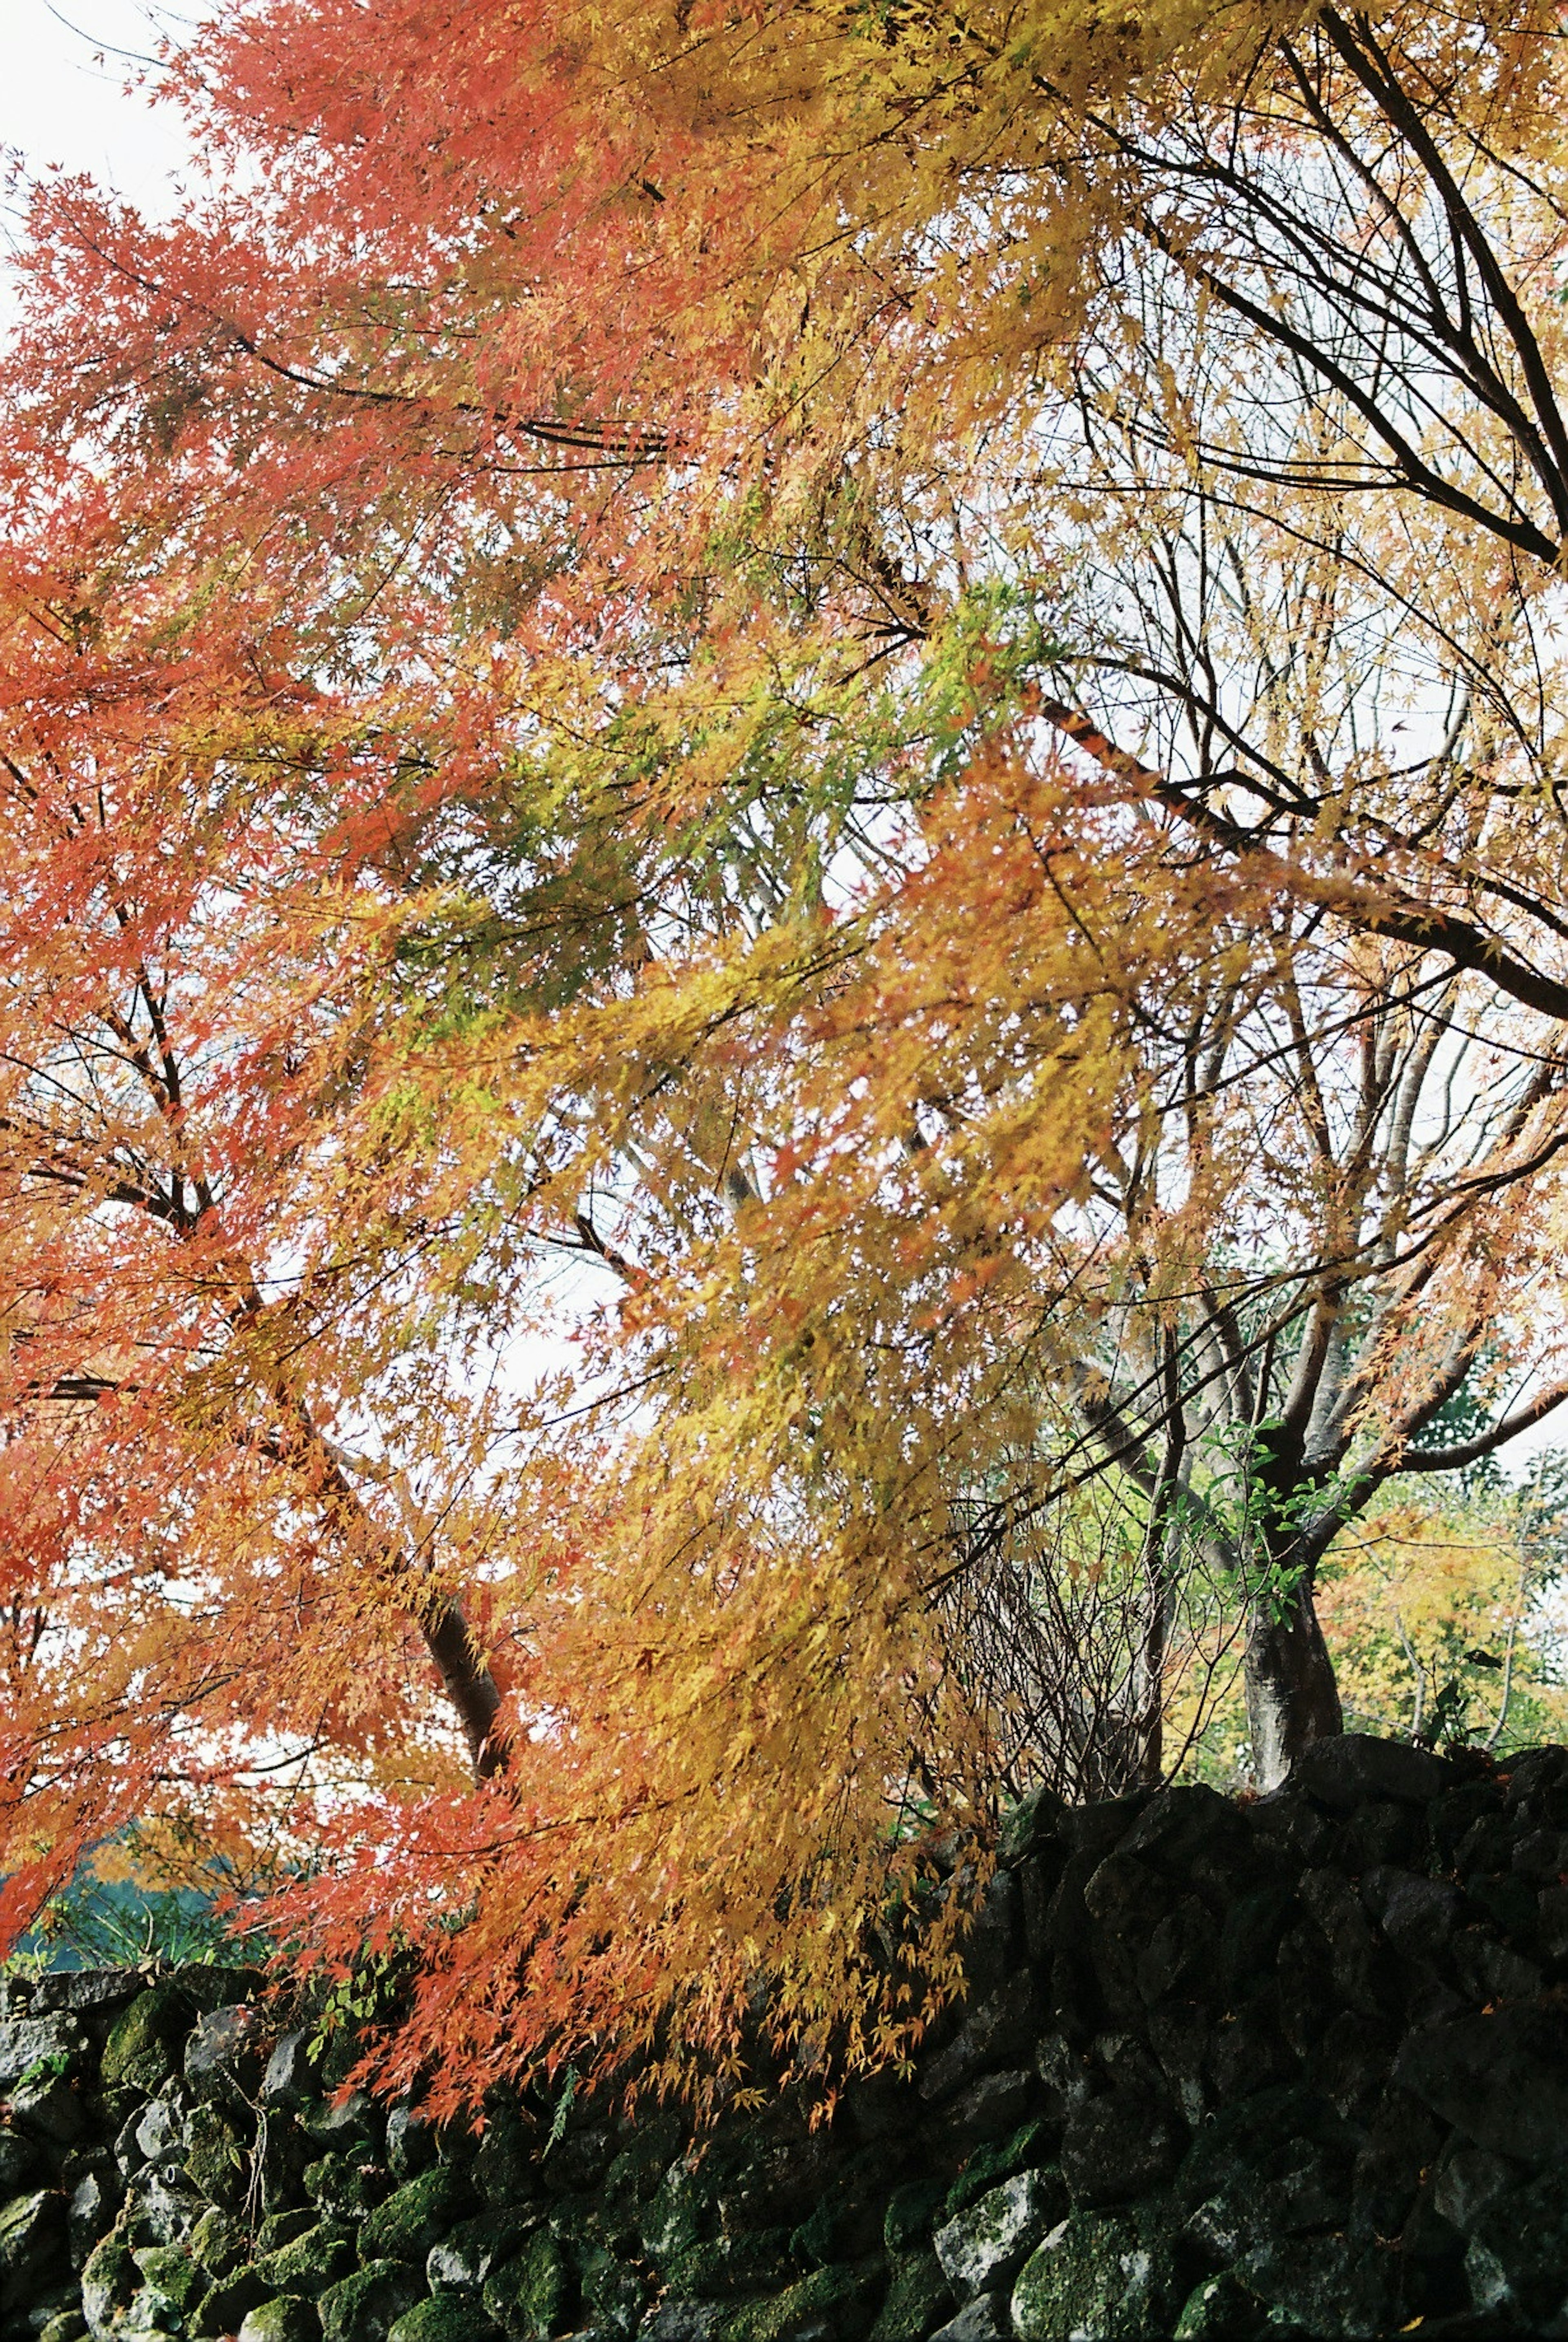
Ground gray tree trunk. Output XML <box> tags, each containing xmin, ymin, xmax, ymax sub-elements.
<box><xmin>1244</xmin><ymin>1572</ymin><xmax>1343</xmax><ymax>1790</ymax></box>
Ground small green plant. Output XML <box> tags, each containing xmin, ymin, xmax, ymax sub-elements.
<box><xmin>307</xmin><ymin>1947</ymin><xmax>410</xmax><ymax>2068</ymax></box>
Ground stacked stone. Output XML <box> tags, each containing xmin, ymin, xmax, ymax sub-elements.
<box><xmin>1</xmin><ymin>1734</ymin><xmax>1568</xmax><ymax>2339</ymax></box>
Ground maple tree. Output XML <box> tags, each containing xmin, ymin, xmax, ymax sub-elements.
<box><xmin>4</xmin><ymin>0</ymin><xmax>1568</xmax><ymax>2107</ymax></box>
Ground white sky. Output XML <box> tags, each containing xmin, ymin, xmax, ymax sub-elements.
<box><xmin>1</xmin><ymin>0</ymin><xmax>191</xmax><ymax>218</ymax></box>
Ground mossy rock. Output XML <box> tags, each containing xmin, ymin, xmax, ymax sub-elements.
<box><xmin>1174</xmin><ymin>2271</ymin><xmax>1279</xmax><ymax>2338</ymax></box>
<box><xmin>238</xmin><ymin>2300</ymin><xmax>321</xmax><ymax>2342</ymax></box>
<box><xmin>38</xmin><ymin>2313</ymin><xmax>89</xmax><ymax>2342</ymax></box>
<box><xmin>319</xmin><ymin>2260</ymin><xmax>424</xmax><ymax>2342</ymax></box>
<box><xmin>667</xmin><ymin>2230</ymin><xmax>794</xmax><ymax>2298</ymax></box>
<box><xmin>190</xmin><ymin>2205</ymin><xmax>249</xmax><ymax>2279</ymax></box>
<box><xmin>388</xmin><ymin>2300</ymin><xmax>502</xmax><ymax>2342</ymax></box>
<box><xmin>0</xmin><ymin>2126</ymin><xmax>38</xmax><ymax>2195</ymax></box>
<box><xmin>133</xmin><ymin>2242</ymin><xmax>209</xmax><ymax>2313</ymax></box>
<box><xmin>0</xmin><ymin>2188</ymin><xmax>66</xmax><ymax>2310</ymax></box>
<box><xmin>305</xmin><ymin>2152</ymin><xmax>389</xmax><ymax>2219</ymax></box>
<box><xmin>359</xmin><ymin>2165</ymin><xmax>472</xmax><ymax>2264</ymax></box>
<box><xmin>944</xmin><ymin>2121</ymin><xmax>1055</xmax><ymax>2220</ymax></box>
<box><xmin>722</xmin><ymin>2259</ymin><xmax>885</xmax><ymax>2342</ymax></box>
<box><xmin>472</xmin><ymin>2108</ymin><xmax>540</xmax><ymax>2212</ymax></box>
<box><xmin>482</xmin><ymin>2229</ymin><xmax>573</xmax><ymax>2340</ymax></box>
<box><xmin>578</xmin><ymin>2237</ymin><xmax>647</xmax><ymax>2338</ymax></box>
<box><xmin>189</xmin><ymin>2267</ymin><xmax>272</xmax><ymax>2339</ymax></box>
<box><xmin>256</xmin><ymin>2205</ymin><xmax>314</xmax><ymax>2252</ymax></box>
<box><xmin>254</xmin><ymin>2217</ymin><xmax>357</xmax><ymax>2297</ymax></box>
<box><xmin>426</xmin><ymin>2211</ymin><xmax>530</xmax><ymax>2293</ymax></box>
<box><xmin>81</xmin><ymin>2223</ymin><xmax>138</xmax><ymax>2340</ymax></box>
<box><xmin>185</xmin><ymin>2102</ymin><xmax>250</xmax><ymax>2207</ymax></box>
<box><xmin>883</xmin><ymin>2180</ymin><xmax>948</xmax><ymax>2256</ymax></box>
<box><xmin>100</xmin><ymin>1986</ymin><xmax>192</xmax><ymax>2095</ymax></box>
<box><xmin>1012</xmin><ymin>2214</ymin><xmax>1184</xmax><ymax>2342</ymax></box>
<box><xmin>868</xmin><ymin>2251</ymin><xmax>951</xmax><ymax>2342</ymax></box>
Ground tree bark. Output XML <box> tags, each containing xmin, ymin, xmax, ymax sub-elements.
<box><xmin>1244</xmin><ymin>1572</ymin><xmax>1343</xmax><ymax>1791</ymax></box>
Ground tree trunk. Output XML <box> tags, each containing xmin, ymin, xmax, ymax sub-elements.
<box><xmin>1244</xmin><ymin>1573</ymin><xmax>1342</xmax><ymax>1791</ymax></box>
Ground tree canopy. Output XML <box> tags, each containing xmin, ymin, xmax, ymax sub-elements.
<box><xmin>4</xmin><ymin>0</ymin><xmax>1568</xmax><ymax>2110</ymax></box>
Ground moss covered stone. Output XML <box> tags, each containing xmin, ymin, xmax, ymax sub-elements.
<box><xmin>481</xmin><ymin>2230</ymin><xmax>572</xmax><ymax>2340</ymax></box>
<box><xmin>0</xmin><ymin>2188</ymin><xmax>66</xmax><ymax>2309</ymax></box>
<box><xmin>254</xmin><ymin>2217</ymin><xmax>357</xmax><ymax>2297</ymax></box>
<box><xmin>80</xmin><ymin>2223</ymin><xmax>137</xmax><ymax>2341</ymax></box>
<box><xmin>578</xmin><ymin>2237</ymin><xmax>646</xmax><ymax>2338</ymax></box>
<box><xmin>882</xmin><ymin>2180</ymin><xmax>947</xmax><ymax>2256</ymax></box>
<box><xmin>666</xmin><ymin>2230</ymin><xmax>793</xmax><ymax>2298</ymax></box>
<box><xmin>1011</xmin><ymin>2214</ymin><xmax>1183</xmax><ymax>2342</ymax></box>
<box><xmin>0</xmin><ymin>2125</ymin><xmax>38</xmax><ymax>2195</ymax></box>
<box><xmin>184</xmin><ymin>2103</ymin><xmax>249</xmax><ymax>2208</ymax></box>
<box><xmin>943</xmin><ymin>2122</ymin><xmax>1055</xmax><ymax>2221</ymax></box>
<box><xmin>38</xmin><ymin>2313</ymin><xmax>89</xmax><ymax>2342</ymax></box>
<box><xmin>237</xmin><ymin>2299</ymin><xmax>320</xmax><ymax>2342</ymax></box>
<box><xmin>1174</xmin><ymin>2271</ymin><xmax>1276</xmax><ymax>2338</ymax></box>
<box><xmin>868</xmin><ymin>2250</ymin><xmax>951</xmax><ymax>2342</ymax></box>
<box><xmin>388</xmin><ymin>2300</ymin><xmax>502</xmax><ymax>2342</ymax></box>
<box><xmin>318</xmin><ymin>2260</ymin><xmax>424</xmax><ymax>2342</ymax></box>
<box><xmin>425</xmin><ymin>2211</ymin><xmax>528</xmax><ymax>2293</ymax></box>
<box><xmin>100</xmin><ymin>1988</ymin><xmax>190</xmax><ymax>2096</ymax></box>
<box><xmin>722</xmin><ymin>2259</ymin><xmax>885</xmax><ymax>2342</ymax></box>
<box><xmin>132</xmin><ymin>2243</ymin><xmax>208</xmax><ymax>2313</ymax></box>
<box><xmin>190</xmin><ymin>2205</ymin><xmax>249</xmax><ymax>2279</ymax></box>
<box><xmin>258</xmin><ymin>2207</ymin><xmax>318</xmax><ymax>2255</ymax></box>
<box><xmin>359</xmin><ymin>2166</ymin><xmax>470</xmax><ymax>2265</ymax></box>
<box><xmin>189</xmin><ymin>2267</ymin><xmax>271</xmax><ymax>2339</ymax></box>
<box><xmin>305</xmin><ymin>2152</ymin><xmax>388</xmax><ymax>2219</ymax></box>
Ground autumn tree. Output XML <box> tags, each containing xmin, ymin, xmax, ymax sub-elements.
<box><xmin>4</xmin><ymin>0</ymin><xmax>1568</xmax><ymax>2102</ymax></box>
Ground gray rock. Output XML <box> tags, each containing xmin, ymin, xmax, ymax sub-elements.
<box><xmin>1395</xmin><ymin>2001</ymin><xmax>1568</xmax><ymax>2162</ymax></box>
<box><xmin>31</xmin><ymin>1974</ymin><xmax>142</xmax><ymax>2019</ymax></box>
<box><xmin>1431</xmin><ymin>2143</ymin><xmax>1523</xmax><ymax>2233</ymax></box>
<box><xmin>1135</xmin><ymin>1896</ymin><xmax>1218</xmax><ymax>2005</ymax></box>
<box><xmin>1450</xmin><ymin>1928</ymin><xmax>1541</xmax><ymax>2005</ymax></box>
<box><xmin>133</xmin><ymin>2100</ymin><xmax>182</xmax><ymax>2168</ymax></box>
<box><xmin>921</xmin><ymin>1973</ymin><xmax>1039</xmax><ymax>2104</ymax></box>
<box><xmin>37</xmin><ymin>2308</ymin><xmax>90</xmax><ymax>2342</ymax></box>
<box><xmin>929</xmin><ymin>2294</ymin><xmax>1012</xmax><ymax>2341</ymax></box>
<box><xmin>637</xmin><ymin>2310</ymin><xmax>724</xmax><ymax>2342</ymax></box>
<box><xmin>427</xmin><ymin>2210</ymin><xmax>514</xmax><ymax>2291</ymax></box>
<box><xmin>129</xmin><ymin>2166</ymin><xmax>205</xmax><ymax>2246</ymax></box>
<box><xmin>1291</xmin><ymin>1733</ymin><xmax>1451</xmax><ymax>1809</ymax></box>
<box><xmin>114</xmin><ymin>2106</ymin><xmax>150</xmax><ymax>2180</ymax></box>
<box><xmin>184</xmin><ymin>2004</ymin><xmax>263</xmax><ymax>2103</ymax></box>
<box><xmin>388</xmin><ymin>2304</ymin><xmax>494</xmax><ymax>2342</ymax></box>
<box><xmin>942</xmin><ymin>2069</ymin><xmax>1033</xmax><ymax>2148</ymax></box>
<box><xmin>0</xmin><ymin>2127</ymin><xmax>36</xmax><ymax>2196</ymax></box>
<box><xmin>1465</xmin><ymin>2164</ymin><xmax>1568</xmax><ymax>2323</ymax></box>
<box><xmin>1235</xmin><ymin>2233</ymin><xmax>1395</xmax><ymax>2340</ymax></box>
<box><xmin>1061</xmin><ymin>2091</ymin><xmax>1183</xmax><ymax>2206</ymax></box>
<box><xmin>1360</xmin><ymin>1867</ymin><xmax>1460</xmax><ymax>1958</ymax></box>
<box><xmin>934</xmin><ymin>2168</ymin><xmax>1065</xmax><ymax>2300</ymax></box>
<box><xmin>0</xmin><ymin>2189</ymin><xmax>66</xmax><ymax>2312</ymax></box>
<box><xmin>10</xmin><ymin>2067</ymin><xmax>84</xmax><ymax>2145</ymax></box>
<box><xmin>68</xmin><ymin>2168</ymin><xmax>120</xmax><ymax>2268</ymax></box>
<box><xmin>385</xmin><ymin>2108</ymin><xmax>436</xmax><ymax>2182</ymax></box>
<box><xmin>261</xmin><ymin>2030</ymin><xmax>315</xmax><ymax>2108</ymax></box>
<box><xmin>0</xmin><ymin>2018</ymin><xmax>81</xmax><ymax>2093</ymax></box>
<box><xmin>998</xmin><ymin>1784</ymin><xmax>1067</xmax><ymax>1861</ymax></box>
<box><xmin>360</xmin><ymin>2164</ymin><xmax>473</xmax><ymax>2263</ymax></box>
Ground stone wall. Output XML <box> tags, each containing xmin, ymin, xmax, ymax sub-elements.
<box><xmin>4</xmin><ymin>1735</ymin><xmax>1568</xmax><ymax>2342</ymax></box>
